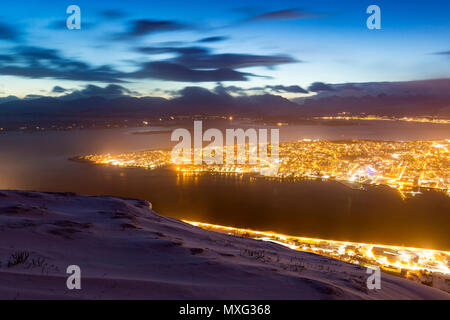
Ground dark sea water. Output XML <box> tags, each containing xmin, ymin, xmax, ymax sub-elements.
<box><xmin>0</xmin><ymin>120</ymin><xmax>449</xmax><ymax>250</ymax></box>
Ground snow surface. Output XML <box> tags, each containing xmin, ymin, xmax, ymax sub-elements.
<box><xmin>0</xmin><ymin>190</ymin><xmax>448</xmax><ymax>300</ymax></box>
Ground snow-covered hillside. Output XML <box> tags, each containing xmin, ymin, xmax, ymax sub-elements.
<box><xmin>0</xmin><ymin>190</ymin><xmax>448</xmax><ymax>299</ymax></box>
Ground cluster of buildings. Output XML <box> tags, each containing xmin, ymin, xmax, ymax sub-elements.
<box><xmin>314</xmin><ymin>115</ymin><xmax>450</xmax><ymax>124</ymax></box>
<box><xmin>80</xmin><ymin>149</ymin><xmax>172</xmax><ymax>170</ymax></box>
<box><xmin>277</xmin><ymin>139</ymin><xmax>450</xmax><ymax>197</ymax></box>
<box><xmin>78</xmin><ymin>139</ymin><xmax>450</xmax><ymax>291</ymax></box>
<box><xmin>79</xmin><ymin>139</ymin><xmax>450</xmax><ymax>198</ymax></box>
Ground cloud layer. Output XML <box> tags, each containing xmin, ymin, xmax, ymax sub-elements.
<box><xmin>0</xmin><ymin>43</ymin><xmax>298</xmax><ymax>83</ymax></box>
<box><xmin>116</xmin><ymin>19</ymin><xmax>189</xmax><ymax>39</ymax></box>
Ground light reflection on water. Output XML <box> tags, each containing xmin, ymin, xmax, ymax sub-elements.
<box><xmin>0</xmin><ymin>121</ymin><xmax>449</xmax><ymax>250</ymax></box>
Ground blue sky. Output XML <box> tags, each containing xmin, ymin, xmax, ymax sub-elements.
<box><xmin>0</xmin><ymin>0</ymin><xmax>449</xmax><ymax>98</ymax></box>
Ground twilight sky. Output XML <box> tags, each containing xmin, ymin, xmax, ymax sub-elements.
<box><xmin>0</xmin><ymin>0</ymin><xmax>449</xmax><ymax>98</ymax></box>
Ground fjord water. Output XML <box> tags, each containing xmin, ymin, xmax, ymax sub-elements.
<box><xmin>0</xmin><ymin>120</ymin><xmax>449</xmax><ymax>250</ymax></box>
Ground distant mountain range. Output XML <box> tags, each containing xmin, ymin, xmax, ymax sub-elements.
<box><xmin>1</xmin><ymin>80</ymin><xmax>449</xmax><ymax>121</ymax></box>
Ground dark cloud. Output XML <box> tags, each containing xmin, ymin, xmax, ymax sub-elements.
<box><xmin>154</xmin><ymin>41</ymin><xmax>187</xmax><ymax>47</ymax></box>
<box><xmin>52</xmin><ymin>86</ymin><xmax>67</xmax><ymax>93</ymax></box>
<box><xmin>129</xmin><ymin>61</ymin><xmax>253</xmax><ymax>82</ymax></box>
<box><xmin>117</xmin><ymin>19</ymin><xmax>189</xmax><ymax>39</ymax></box>
<box><xmin>433</xmin><ymin>51</ymin><xmax>450</xmax><ymax>56</ymax></box>
<box><xmin>197</xmin><ymin>36</ymin><xmax>229</xmax><ymax>43</ymax></box>
<box><xmin>213</xmin><ymin>85</ymin><xmax>247</xmax><ymax>95</ymax></box>
<box><xmin>174</xmin><ymin>53</ymin><xmax>300</xmax><ymax>69</ymax></box>
<box><xmin>0</xmin><ymin>54</ymin><xmax>15</xmax><ymax>62</ymax></box>
<box><xmin>308</xmin><ymin>82</ymin><xmax>335</xmax><ymax>92</ymax></box>
<box><xmin>24</xmin><ymin>94</ymin><xmax>45</xmax><ymax>100</ymax></box>
<box><xmin>16</xmin><ymin>46</ymin><xmax>61</xmax><ymax>61</ymax></box>
<box><xmin>47</xmin><ymin>20</ymin><xmax>95</xmax><ymax>30</ymax></box>
<box><xmin>215</xmin><ymin>84</ymin><xmax>308</xmax><ymax>95</ymax></box>
<box><xmin>61</xmin><ymin>84</ymin><xmax>137</xmax><ymax>100</ymax></box>
<box><xmin>0</xmin><ymin>46</ymin><xmax>125</xmax><ymax>83</ymax></box>
<box><xmin>134</xmin><ymin>45</ymin><xmax>297</xmax><ymax>82</ymax></box>
<box><xmin>0</xmin><ymin>44</ymin><xmax>263</xmax><ymax>83</ymax></box>
<box><xmin>0</xmin><ymin>22</ymin><xmax>20</xmax><ymax>41</ymax></box>
<box><xmin>247</xmin><ymin>9</ymin><xmax>318</xmax><ymax>21</ymax></box>
<box><xmin>0</xmin><ymin>42</ymin><xmax>298</xmax><ymax>83</ymax></box>
<box><xmin>0</xmin><ymin>62</ymin><xmax>123</xmax><ymax>83</ymax></box>
<box><xmin>138</xmin><ymin>45</ymin><xmax>297</xmax><ymax>69</ymax></box>
<box><xmin>177</xmin><ymin>86</ymin><xmax>231</xmax><ymax>102</ymax></box>
<box><xmin>47</xmin><ymin>20</ymin><xmax>68</xmax><ymax>30</ymax></box>
<box><xmin>99</xmin><ymin>9</ymin><xmax>127</xmax><ymax>19</ymax></box>
<box><xmin>265</xmin><ymin>85</ymin><xmax>308</xmax><ymax>93</ymax></box>
<box><xmin>173</xmin><ymin>52</ymin><xmax>297</xmax><ymax>69</ymax></box>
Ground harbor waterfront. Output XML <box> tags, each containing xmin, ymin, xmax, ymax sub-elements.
<box><xmin>77</xmin><ymin>139</ymin><xmax>450</xmax><ymax>199</ymax></box>
<box><xmin>1</xmin><ymin>125</ymin><xmax>449</xmax><ymax>252</ymax></box>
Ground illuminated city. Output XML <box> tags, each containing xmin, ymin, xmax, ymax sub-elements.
<box><xmin>313</xmin><ymin>115</ymin><xmax>450</xmax><ymax>124</ymax></box>
<box><xmin>185</xmin><ymin>220</ymin><xmax>450</xmax><ymax>292</ymax></box>
<box><xmin>76</xmin><ymin>137</ymin><xmax>450</xmax><ymax>291</ymax></box>
<box><xmin>1</xmin><ymin>0</ymin><xmax>450</xmax><ymax>303</ymax></box>
<box><xmin>78</xmin><ymin>139</ymin><xmax>450</xmax><ymax>199</ymax></box>
<box><xmin>78</xmin><ymin>149</ymin><xmax>172</xmax><ymax>170</ymax></box>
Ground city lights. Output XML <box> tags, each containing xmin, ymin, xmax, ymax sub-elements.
<box><xmin>314</xmin><ymin>115</ymin><xmax>450</xmax><ymax>125</ymax></box>
<box><xmin>185</xmin><ymin>220</ymin><xmax>450</xmax><ymax>291</ymax></box>
<box><xmin>78</xmin><ymin>139</ymin><xmax>450</xmax><ymax>198</ymax></box>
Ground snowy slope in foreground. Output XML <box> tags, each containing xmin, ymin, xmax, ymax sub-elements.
<box><xmin>0</xmin><ymin>190</ymin><xmax>448</xmax><ymax>300</ymax></box>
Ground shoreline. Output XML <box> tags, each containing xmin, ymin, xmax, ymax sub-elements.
<box><xmin>71</xmin><ymin>156</ymin><xmax>450</xmax><ymax>198</ymax></box>
<box><xmin>1</xmin><ymin>189</ymin><xmax>448</xmax><ymax>299</ymax></box>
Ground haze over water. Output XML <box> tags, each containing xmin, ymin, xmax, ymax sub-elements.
<box><xmin>1</xmin><ymin>120</ymin><xmax>449</xmax><ymax>250</ymax></box>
